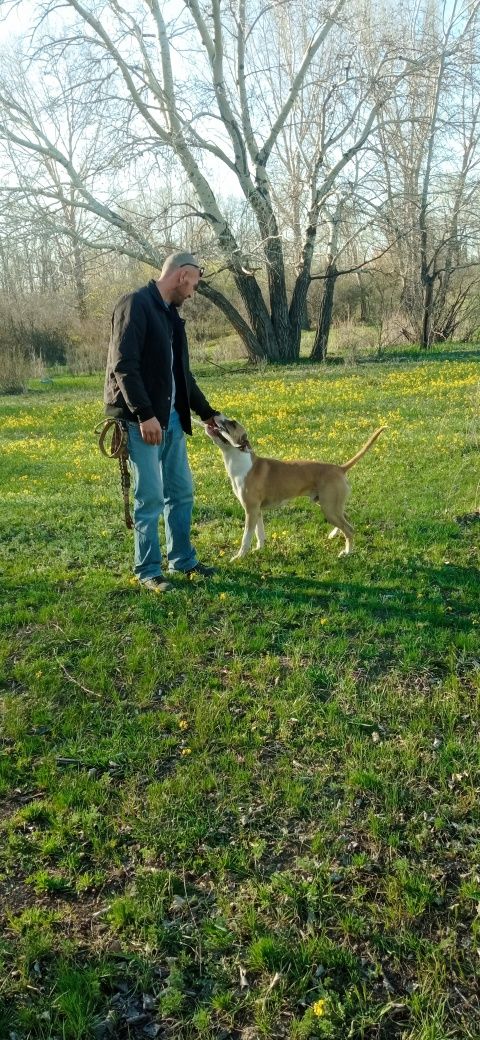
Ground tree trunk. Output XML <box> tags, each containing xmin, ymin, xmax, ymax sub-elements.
<box><xmin>420</xmin><ymin>273</ymin><xmax>435</xmax><ymax>350</ymax></box>
<box><xmin>310</xmin><ymin>264</ymin><xmax>337</xmax><ymax>361</ymax></box>
<box><xmin>71</xmin><ymin>239</ymin><xmax>87</xmax><ymax>321</ymax></box>
<box><xmin>249</xmin><ymin>183</ymin><xmax>292</xmax><ymax>361</ymax></box>
<box><xmin>234</xmin><ymin>270</ymin><xmax>284</xmax><ymax>361</ymax></box>
<box><xmin>300</xmin><ymin>298</ymin><xmax>310</xmax><ymax>330</ymax></box>
<box><xmin>356</xmin><ymin>271</ymin><xmax>369</xmax><ymax>323</ymax></box>
<box><xmin>287</xmin><ymin>266</ymin><xmax>311</xmax><ymax>362</ymax></box>
<box><xmin>199</xmin><ymin>280</ymin><xmax>273</xmax><ymax>362</ymax></box>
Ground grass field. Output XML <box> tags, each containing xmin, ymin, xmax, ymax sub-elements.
<box><xmin>1</xmin><ymin>347</ymin><xmax>479</xmax><ymax>1040</ymax></box>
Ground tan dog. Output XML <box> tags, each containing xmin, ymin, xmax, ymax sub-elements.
<box><xmin>206</xmin><ymin>416</ymin><xmax>385</xmax><ymax>560</ymax></box>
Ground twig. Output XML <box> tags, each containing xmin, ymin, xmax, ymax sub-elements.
<box><xmin>453</xmin><ymin>985</ymin><xmax>474</xmax><ymax>1007</ymax></box>
<box><xmin>54</xmin><ymin>653</ymin><xmax>101</xmax><ymax>697</ymax></box>
<box><xmin>266</xmin><ymin>972</ymin><xmax>281</xmax><ymax>994</ymax></box>
<box><xmin>56</xmin><ymin>757</ymin><xmax>101</xmax><ymax>769</ymax></box>
<box><xmin>239</xmin><ymin>965</ymin><xmax>249</xmax><ymax>989</ymax></box>
<box><xmin>182</xmin><ymin>865</ymin><xmax>203</xmax><ymax>977</ymax></box>
<box><xmin>91</xmin><ymin>905</ymin><xmax>112</xmax><ymax>919</ymax></box>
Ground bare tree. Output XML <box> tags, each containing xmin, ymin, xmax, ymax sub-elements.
<box><xmin>308</xmin><ymin>146</ymin><xmax>390</xmax><ymax>361</ymax></box>
<box><xmin>0</xmin><ymin>0</ymin><xmax>433</xmax><ymax>362</ymax></box>
<box><xmin>310</xmin><ymin>196</ymin><xmax>345</xmax><ymax>361</ymax></box>
<box><xmin>369</xmin><ymin>0</ymin><xmax>480</xmax><ymax>349</ymax></box>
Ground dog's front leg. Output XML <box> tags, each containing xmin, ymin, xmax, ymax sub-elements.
<box><xmin>231</xmin><ymin>508</ymin><xmax>260</xmax><ymax>560</ymax></box>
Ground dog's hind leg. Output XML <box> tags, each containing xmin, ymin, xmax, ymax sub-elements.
<box><xmin>316</xmin><ymin>475</ymin><xmax>353</xmax><ymax>555</ymax></box>
<box><xmin>324</xmin><ymin>512</ymin><xmax>354</xmax><ymax>556</ymax></box>
<box><xmin>255</xmin><ymin>513</ymin><xmax>265</xmax><ymax>550</ymax></box>
<box><xmin>231</xmin><ymin>507</ymin><xmax>261</xmax><ymax>560</ymax></box>
<box><xmin>318</xmin><ymin>496</ymin><xmax>354</xmax><ymax>555</ymax></box>
<box><xmin>328</xmin><ymin>512</ymin><xmax>353</xmax><ymax>542</ymax></box>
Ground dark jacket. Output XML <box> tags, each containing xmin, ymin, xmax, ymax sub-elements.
<box><xmin>104</xmin><ymin>280</ymin><xmax>217</xmax><ymax>434</ymax></box>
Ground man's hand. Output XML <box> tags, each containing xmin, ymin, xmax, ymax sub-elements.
<box><xmin>205</xmin><ymin>416</ymin><xmax>219</xmax><ymax>431</ymax></box>
<box><xmin>139</xmin><ymin>417</ymin><xmax>162</xmax><ymax>445</ymax></box>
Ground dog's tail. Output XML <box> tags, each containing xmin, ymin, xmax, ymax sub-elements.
<box><xmin>341</xmin><ymin>427</ymin><xmax>386</xmax><ymax>472</ymax></box>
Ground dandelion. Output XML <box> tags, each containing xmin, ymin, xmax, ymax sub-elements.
<box><xmin>219</xmin><ymin>592</ymin><xmax>228</xmax><ymax>600</ymax></box>
<box><xmin>179</xmin><ymin>719</ymin><xmax>189</xmax><ymax>730</ymax></box>
<box><xmin>181</xmin><ymin>747</ymin><xmax>192</xmax><ymax>756</ymax></box>
<box><xmin>313</xmin><ymin>998</ymin><xmax>327</xmax><ymax>1017</ymax></box>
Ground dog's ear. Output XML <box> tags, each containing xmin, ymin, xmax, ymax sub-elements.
<box><xmin>240</xmin><ymin>434</ymin><xmax>252</xmax><ymax>452</ymax></box>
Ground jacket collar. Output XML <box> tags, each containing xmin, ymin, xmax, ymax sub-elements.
<box><xmin>147</xmin><ymin>280</ymin><xmax>186</xmax><ymax>325</ymax></box>
<box><xmin>147</xmin><ymin>279</ymin><xmax>171</xmax><ymax>313</ymax></box>
<box><xmin>146</xmin><ymin>280</ymin><xmax>185</xmax><ymax>324</ymax></box>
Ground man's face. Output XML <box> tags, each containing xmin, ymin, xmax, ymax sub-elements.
<box><xmin>171</xmin><ymin>265</ymin><xmax>201</xmax><ymax>306</ymax></box>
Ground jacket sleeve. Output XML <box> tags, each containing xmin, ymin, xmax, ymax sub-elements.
<box><xmin>187</xmin><ymin>371</ymin><xmax>219</xmax><ymax>422</ymax></box>
<box><xmin>110</xmin><ymin>294</ymin><xmax>154</xmax><ymax>422</ymax></box>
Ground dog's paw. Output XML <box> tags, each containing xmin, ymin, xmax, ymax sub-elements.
<box><xmin>328</xmin><ymin>527</ymin><xmax>339</xmax><ymax>540</ymax></box>
<box><xmin>230</xmin><ymin>552</ymin><xmax>243</xmax><ymax>561</ymax></box>
<box><xmin>337</xmin><ymin>547</ymin><xmax>352</xmax><ymax>557</ymax></box>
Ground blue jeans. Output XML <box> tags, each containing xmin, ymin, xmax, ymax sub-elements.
<box><xmin>127</xmin><ymin>410</ymin><xmax>198</xmax><ymax>578</ymax></box>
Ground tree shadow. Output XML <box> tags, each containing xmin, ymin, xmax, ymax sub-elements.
<box><xmin>357</xmin><ymin>346</ymin><xmax>480</xmax><ymax>365</ymax></box>
<box><xmin>291</xmin><ymin>346</ymin><xmax>480</xmax><ymax>370</ymax></box>
<box><xmin>215</xmin><ymin>559</ymin><xmax>479</xmax><ymax>634</ymax></box>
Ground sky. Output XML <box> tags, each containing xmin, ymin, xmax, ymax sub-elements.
<box><xmin>0</xmin><ymin>1</ymin><xmax>28</xmax><ymax>41</ymax></box>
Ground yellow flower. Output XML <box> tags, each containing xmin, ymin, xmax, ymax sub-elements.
<box><xmin>181</xmin><ymin>747</ymin><xmax>192</xmax><ymax>756</ymax></box>
<box><xmin>219</xmin><ymin>592</ymin><xmax>228</xmax><ymax>600</ymax></box>
<box><xmin>313</xmin><ymin>999</ymin><xmax>327</xmax><ymax>1017</ymax></box>
<box><xmin>179</xmin><ymin>719</ymin><xmax>189</xmax><ymax>730</ymax></box>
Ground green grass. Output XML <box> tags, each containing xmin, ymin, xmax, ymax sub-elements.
<box><xmin>0</xmin><ymin>346</ymin><xmax>479</xmax><ymax>1039</ymax></box>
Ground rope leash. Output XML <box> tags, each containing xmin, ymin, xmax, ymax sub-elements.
<box><xmin>95</xmin><ymin>417</ymin><xmax>212</xmax><ymax>530</ymax></box>
<box><xmin>95</xmin><ymin>419</ymin><xmax>134</xmax><ymax>529</ymax></box>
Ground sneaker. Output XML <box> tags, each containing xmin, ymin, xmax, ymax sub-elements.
<box><xmin>139</xmin><ymin>575</ymin><xmax>174</xmax><ymax>592</ymax></box>
<box><xmin>184</xmin><ymin>562</ymin><xmax>216</xmax><ymax>578</ymax></box>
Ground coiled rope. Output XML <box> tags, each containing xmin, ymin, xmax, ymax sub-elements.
<box><xmin>95</xmin><ymin>419</ymin><xmax>134</xmax><ymax>529</ymax></box>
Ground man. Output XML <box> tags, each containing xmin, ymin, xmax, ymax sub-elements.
<box><xmin>104</xmin><ymin>251</ymin><xmax>219</xmax><ymax>592</ymax></box>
